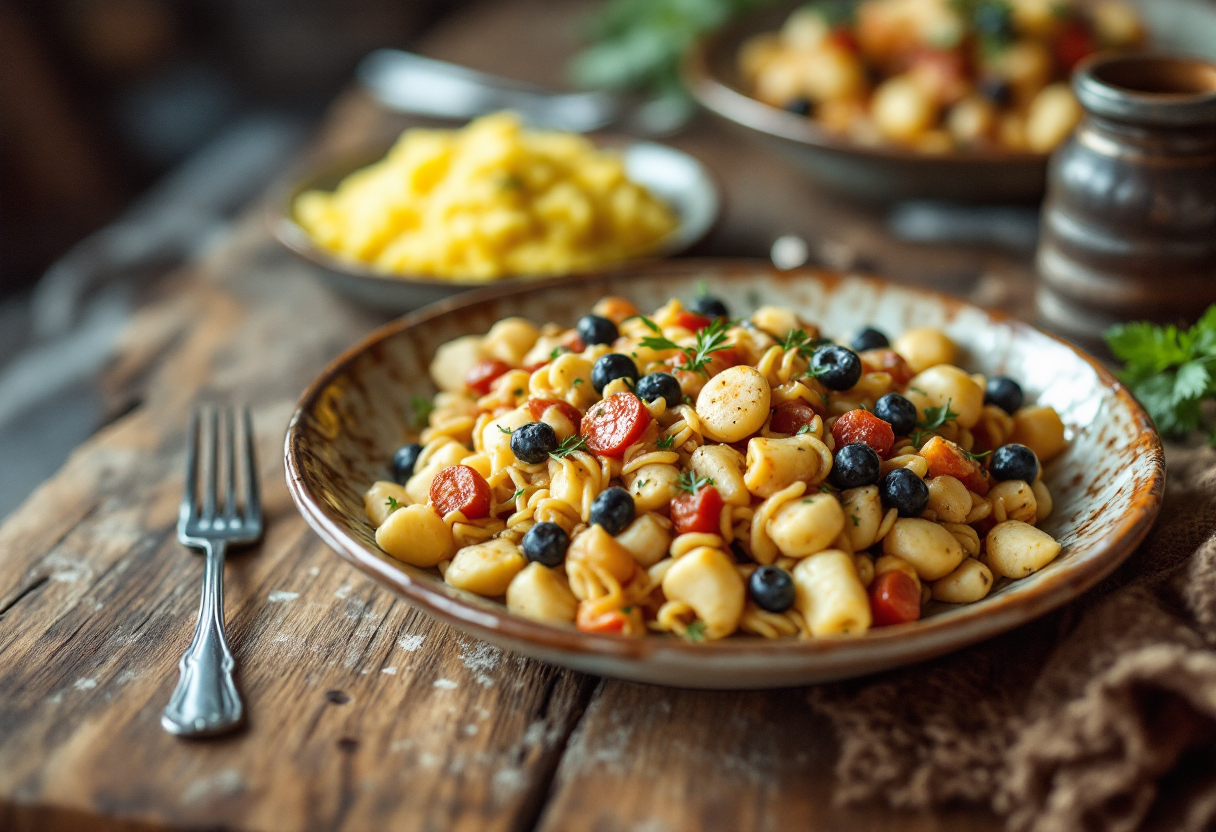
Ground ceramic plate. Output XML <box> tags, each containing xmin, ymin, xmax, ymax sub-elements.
<box><xmin>683</xmin><ymin>0</ymin><xmax>1216</xmax><ymax>202</ymax></box>
<box><xmin>284</xmin><ymin>261</ymin><xmax>1164</xmax><ymax>689</ymax></box>
<box><xmin>270</xmin><ymin>140</ymin><xmax>720</xmax><ymax>313</ymax></box>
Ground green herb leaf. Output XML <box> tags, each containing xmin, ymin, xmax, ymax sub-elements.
<box><xmin>676</xmin><ymin>471</ymin><xmax>714</xmax><ymax>495</ymax></box>
<box><xmin>511</xmin><ymin>487</ymin><xmax>526</xmax><ymax>501</ymax></box>
<box><xmin>684</xmin><ymin>620</ymin><xmax>707</xmax><ymax>642</ymax></box>
<box><xmin>572</xmin><ymin>378</ymin><xmax>584</xmax><ymax>386</ymax></box>
<box><xmin>550</xmin><ymin>434</ymin><xmax>588</xmax><ymax>459</ymax></box>
<box><xmin>795</xmin><ymin>424</ymin><xmax>811</xmax><ymax>436</ymax></box>
<box><xmin>657</xmin><ymin>435</ymin><xmax>676</xmax><ymax>449</ymax></box>
<box><xmin>1106</xmin><ymin>307</ymin><xmax>1216</xmax><ymax>439</ymax></box>
<box><xmin>819</xmin><ymin>484</ymin><xmax>833</xmax><ymax>493</ymax></box>
<box><xmin>550</xmin><ymin>345</ymin><xmax>571</xmax><ymax>360</ymax></box>
<box><xmin>961</xmin><ymin>448</ymin><xmax>993</xmax><ymax>461</ymax></box>
<box><xmin>911</xmin><ymin>399</ymin><xmax>960</xmax><ymax>445</ymax></box>
<box><xmin>624</xmin><ymin>315</ymin><xmax>662</xmax><ymax>334</ymax></box>
<box><xmin>385</xmin><ymin>496</ymin><xmax>402</xmax><ymax>512</ymax></box>
<box><xmin>497</xmin><ymin>425</ymin><xmax>513</xmax><ymax>434</ymax></box>
<box><xmin>409</xmin><ymin>395</ymin><xmax>434</xmax><ymax>430</ymax></box>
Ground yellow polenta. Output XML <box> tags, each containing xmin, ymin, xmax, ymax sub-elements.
<box><xmin>294</xmin><ymin>113</ymin><xmax>678</xmax><ymax>281</ymax></box>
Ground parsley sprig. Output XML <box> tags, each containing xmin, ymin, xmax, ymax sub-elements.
<box><xmin>684</xmin><ymin>620</ymin><xmax>707</xmax><ymax>642</ymax></box>
<box><xmin>782</xmin><ymin>329</ymin><xmax>830</xmax><ymax>359</ymax></box>
<box><xmin>656</xmin><ymin>435</ymin><xmax>676</xmax><ymax>450</ymax></box>
<box><xmin>676</xmin><ymin>471</ymin><xmax>714</xmax><ymax>495</ymax></box>
<box><xmin>638</xmin><ymin>316</ymin><xmax>733</xmax><ymax>375</ymax></box>
<box><xmin>911</xmin><ymin>399</ymin><xmax>960</xmax><ymax>446</ymax></box>
<box><xmin>384</xmin><ymin>496</ymin><xmax>402</xmax><ymax>512</ymax></box>
<box><xmin>1107</xmin><ymin>307</ymin><xmax>1216</xmax><ymax>439</ymax></box>
<box><xmin>550</xmin><ymin>434</ymin><xmax>588</xmax><ymax>459</ymax></box>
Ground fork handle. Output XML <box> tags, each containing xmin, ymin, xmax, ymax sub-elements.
<box><xmin>162</xmin><ymin>539</ymin><xmax>244</xmax><ymax>737</ymax></box>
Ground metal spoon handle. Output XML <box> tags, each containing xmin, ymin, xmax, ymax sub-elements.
<box><xmin>161</xmin><ymin>539</ymin><xmax>243</xmax><ymax>737</ymax></box>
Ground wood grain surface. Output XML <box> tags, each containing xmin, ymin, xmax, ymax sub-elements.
<box><xmin>0</xmin><ymin>1</ymin><xmax>1033</xmax><ymax>829</ymax></box>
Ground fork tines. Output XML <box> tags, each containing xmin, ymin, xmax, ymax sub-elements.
<box><xmin>180</xmin><ymin>405</ymin><xmax>262</xmax><ymax>538</ymax></box>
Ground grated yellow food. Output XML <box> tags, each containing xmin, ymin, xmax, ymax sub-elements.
<box><xmin>294</xmin><ymin>113</ymin><xmax>678</xmax><ymax>281</ymax></box>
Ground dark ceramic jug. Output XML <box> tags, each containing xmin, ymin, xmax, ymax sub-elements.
<box><xmin>1037</xmin><ymin>53</ymin><xmax>1216</xmax><ymax>345</ymax></box>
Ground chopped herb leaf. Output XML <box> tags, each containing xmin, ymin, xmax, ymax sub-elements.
<box><xmin>676</xmin><ymin>471</ymin><xmax>714</xmax><ymax>495</ymax></box>
<box><xmin>623</xmin><ymin>315</ymin><xmax>661</xmax><ymax>334</ymax></box>
<box><xmin>684</xmin><ymin>620</ymin><xmax>707</xmax><ymax>642</ymax></box>
<box><xmin>819</xmin><ymin>484</ymin><xmax>833</xmax><ymax>493</ymax></box>
<box><xmin>550</xmin><ymin>434</ymin><xmax>588</xmax><ymax>459</ymax></box>
<box><xmin>911</xmin><ymin>399</ymin><xmax>960</xmax><ymax>445</ymax></box>
<box><xmin>572</xmin><ymin>378</ymin><xmax>584</xmax><ymax>386</ymax></box>
<box><xmin>385</xmin><ymin>496</ymin><xmax>402</xmax><ymax>512</ymax></box>
<box><xmin>511</xmin><ymin>487</ymin><xmax>526</xmax><ymax>501</ymax></box>
<box><xmin>962</xmin><ymin>448</ymin><xmax>993</xmax><ymax>461</ymax></box>
<box><xmin>795</xmin><ymin>424</ymin><xmax>811</xmax><ymax>436</ymax></box>
<box><xmin>657</xmin><ymin>435</ymin><xmax>676</xmax><ymax>449</ymax></box>
<box><xmin>497</xmin><ymin>425</ymin><xmax>513</xmax><ymax>434</ymax></box>
<box><xmin>622</xmin><ymin>606</ymin><xmax>634</xmax><ymax>614</ymax></box>
<box><xmin>550</xmin><ymin>346</ymin><xmax>571</xmax><ymax>360</ymax></box>
<box><xmin>408</xmin><ymin>395</ymin><xmax>434</xmax><ymax>430</ymax></box>
<box><xmin>851</xmin><ymin>513</ymin><xmax>860</xmax><ymax>526</ymax></box>
<box><xmin>641</xmin><ymin>316</ymin><xmax>732</xmax><ymax>375</ymax></box>
<box><xmin>513</xmin><ymin>388</ymin><xmax>524</xmax><ymax>396</ymax></box>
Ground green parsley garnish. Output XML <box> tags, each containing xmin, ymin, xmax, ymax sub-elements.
<box><xmin>656</xmin><ymin>435</ymin><xmax>676</xmax><ymax>449</ymax></box>
<box><xmin>550</xmin><ymin>435</ymin><xmax>588</xmax><ymax>459</ymax></box>
<box><xmin>676</xmin><ymin>471</ymin><xmax>714</xmax><ymax>495</ymax></box>
<box><xmin>572</xmin><ymin>378</ymin><xmax>584</xmax><ymax>387</ymax></box>
<box><xmin>384</xmin><ymin>496</ymin><xmax>402</xmax><ymax>512</ymax></box>
<box><xmin>1106</xmin><ymin>306</ymin><xmax>1216</xmax><ymax>439</ymax></box>
<box><xmin>636</xmin><ymin>479</ymin><xmax>649</xmax><ymax>489</ymax></box>
<box><xmin>639</xmin><ymin>317</ymin><xmax>733</xmax><ymax>375</ymax></box>
<box><xmin>497</xmin><ymin>425</ymin><xmax>513</xmax><ymax>434</ymax></box>
<box><xmin>782</xmin><ymin>329</ymin><xmax>830</xmax><ymax>359</ymax></box>
<box><xmin>511</xmin><ymin>487</ymin><xmax>526</xmax><ymax>501</ymax></box>
<box><xmin>408</xmin><ymin>396</ymin><xmax>434</xmax><ymax>430</ymax></box>
<box><xmin>961</xmin><ymin>448</ymin><xmax>993</xmax><ymax>461</ymax></box>
<box><xmin>622</xmin><ymin>606</ymin><xmax>634</xmax><ymax>614</ymax></box>
<box><xmin>684</xmin><ymin>620</ymin><xmax>707</xmax><ymax>642</ymax></box>
<box><xmin>550</xmin><ymin>346</ymin><xmax>571</xmax><ymax>360</ymax></box>
<box><xmin>795</xmin><ymin>424</ymin><xmax>811</xmax><ymax>436</ymax></box>
<box><xmin>851</xmin><ymin>513</ymin><xmax>860</xmax><ymax>527</ymax></box>
<box><xmin>681</xmin><ymin>394</ymin><xmax>694</xmax><ymax>405</ymax></box>
<box><xmin>513</xmin><ymin>388</ymin><xmax>524</xmax><ymax>396</ymax></box>
<box><xmin>818</xmin><ymin>484</ymin><xmax>834</xmax><ymax>493</ymax></box>
<box><xmin>911</xmin><ymin>399</ymin><xmax>960</xmax><ymax>445</ymax></box>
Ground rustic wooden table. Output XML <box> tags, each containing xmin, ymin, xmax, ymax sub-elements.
<box><xmin>0</xmin><ymin>2</ymin><xmax>1037</xmax><ymax>830</ymax></box>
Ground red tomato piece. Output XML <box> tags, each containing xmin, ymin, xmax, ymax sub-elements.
<box><xmin>580</xmin><ymin>393</ymin><xmax>651</xmax><ymax>457</ymax></box>
<box><xmin>770</xmin><ymin>401</ymin><xmax>818</xmax><ymax>435</ymax></box>
<box><xmin>465</xmin><ymin>359</ymin><xmax>511</xmax><ymax>395</ymax></box>
<box><xmin>869</xmin><ymin>570</ymin><xmax>922</xmax><ymax>627</ymax></box>
<box><xmin>671</xmin><ymin>485</ymin><xmax>724</xmax><ymax>535</ymax></box>
<box><xmin>527</xmin><ymin>398</ymin><xmax>583</xmax><ymax>432</ymax></box>
<box><xmin>675</xmin><ymin>311</ymin><xmax>712</xmax><ymax>332</ymax></box>
<box><xmin>576</xmin><ymin>605</ymin><xmax>630</xmax><ymax>634</ymax></box>
<box><xmin>562</xmin><ymin>333</ymin><xmax>586</xmax><ymax>353</ymax></box>
<box><xmin>429</xmin><ymin>465</ymin><xmax>491</xmax><ymax>519</ymax></box>
<box><xmin>828</xmin><ymin>26</ymin><xmax>859</xmax><ymax>52</ymax></box>
<box><xmin>832</xmin><ymin>409</ymin><xmax>895</xmax><ymax>457</ymax></box>
<box><xmin>919</xmin><ymin>435</ymin><xmax>990</xmax><ymax>496</ymax></box>
<box><xmin>1055</xmin><ymin>20</ymin><xmax>1095</xmax><ymax>72</ymax></box>
<box><xmin>703</xmin><ymin>347</ymin><xmax>741</xmax><ymax>376</ymax></box>
<box><xmin>860</xmin><ymin>349</ymin><xmax>915</xmax><ymax>386</ymax></box>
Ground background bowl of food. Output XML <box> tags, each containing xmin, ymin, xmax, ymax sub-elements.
<box><xmin>272</xmin><ymin>113</ymin><xmax>720</xmax><ymax>312</ymax></box>
<box><xmin>684</xmin><ymin>0</ymin><xmax>1216</xmax><ymax>202</ymax></box>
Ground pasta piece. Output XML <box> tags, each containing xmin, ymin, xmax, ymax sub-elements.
<box><xmin>660</xmin><ymin>546</ymin><xmax>746</xmax><ymax>640</ymax></box>
<box><xmin>690</xmin><ymin>444</ymin><xmax>750</xmax><ymax>506</ymax></box>
<box><xmin>882</xmin><ymin>518</ymin><xmax>966</xmax><ymax>581</ymax></box>
<box><xmin>1032</xmin><ymin>479</ymin><xmax>1053</xmax><ymax>522</ymax></box>
<box><xmin>932</xmin><ymin>558</ymin><xmax>993</xmax><ymax>604</ymax></box>
<box><xmin>840</xmin><ymin>485</ymin><xmax>883</xmax><ymax>551</ymax></box>
<box><xmin>1010</xmin><ymin>406</ymin><xmax>1067</xmax><ymax>462</ymax></box>
<box><xmin>988</xmin><ymin>480</ymin><xmax>1037</xmax><ymax>524</ymax></box>
<box><xmin>376</xmin><ymin>504</ymin><xmax>456</xmax><ymax>567</ymax></box>
<box><xmin>364</xmin><ymin>481</ymin><xmax>411</xmax><ymax>526</ymax></box>
<box><xmin>904</xmin><ymin>365</ymin><xmax>985</xmax><ymax>429</ymax></box>
<box><xmin>506</xmin><ymin>562</ymin><xmax>578</xmax><ymax>623</ymax></box>
<box><xmin>893</xmin><ymin>327</ymin><xmax>956</xmax><ymax>373</ymax></box>
<box><xmin>985</xmin><ymin>520</ymin><xmax>1061</xmax><ymax>578</ymax></box>
<box><xmin>430</xmin><ymin>334</ymin><xmax>484</xmax><ymax>392</ymax></box>
<box><xmin>445</xmin><ymin>538</ymin><xmax>527</xmax><ymax>596</ymax></box>
<box><xmin>615</xmin><ymin>513</ymin><xmax>672</xmax><ymax>568</ymax></box>
<box><xmin>792</xmin><ymin>550</ymin><xmax>871</xmax><ymax>637</ymax></box>
<box><xmin>744</xmin><ymin>434</ymin><xmax>833</xmax><ymax>497</ymax></box>
<box><xmin>482</xmin><ymin>317</ymin><xmax>540</xmax><ymax>366</ymax></box>
<box><xmin>767</xmin><ymin>493</ymin><xmax>845</xmax><ymax>558</ymax></box>
<box><xmin>626</xmin><ymin>463</ymin><xmax>681</xmax><ymax>513</ymax></box>
<box><xmin>926</xmin><ymin>476</ymin><xmax>972</xmax><ymax>523</ymax></box>
<box><xmin>567</xmin><ymin>524</ymin><xmax>636</xmax><ymax>585</ymax></box>
<box><xmin>695</xmin><ymin>366</ymin><xmax>772</xmax><ymax>443</ymax></box>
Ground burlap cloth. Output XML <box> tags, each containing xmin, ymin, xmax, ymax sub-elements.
<box><xmin>813</xmin><ymin>444</ymin><xmax>1216</xmax><ymax>832</ymax></box>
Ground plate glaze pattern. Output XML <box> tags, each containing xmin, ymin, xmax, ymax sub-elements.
<box><xmin>285</xmin><ymin>262</ymin><xmax>1164</xmax><ymax>688</ymax></box>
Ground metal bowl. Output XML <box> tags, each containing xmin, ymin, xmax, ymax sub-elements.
<box><xmin>270</xmin><ymin>139</ymin><xmax>720</xmax><ymax>313</ymax></box>
<box><xmin>683</xmin><ymin>0</ymin><xmax>1216</xmax><ymax>203</ymax></box>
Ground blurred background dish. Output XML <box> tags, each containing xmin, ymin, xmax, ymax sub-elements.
<box><xmin>684</xmin><ymin>0</ymin><xmax>1216</xmax><ymax>202</ymax></box>
<box><xmin>272</xmin><ymin>129</ymin><xmax>720</xmax><ymax>312</ymax></box>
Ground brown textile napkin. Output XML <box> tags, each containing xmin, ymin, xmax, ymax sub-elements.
<box><xmin>813</xmin><ymin>444</ymin><xmax>1216</xmax><ymax>832</ymax></box>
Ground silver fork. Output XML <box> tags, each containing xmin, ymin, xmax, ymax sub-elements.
<box><xmin>162</xmin><ymin>406</ymin><xmax>263</xmax><ymax>737</ymax></box>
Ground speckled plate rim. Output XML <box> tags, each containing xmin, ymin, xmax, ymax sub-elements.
<box><xmin>284</xmin><ymin>260</ymin><xmax>1165</xmax><ymax>686</ymax></box>
<box><xmin>267</xmin><ymin>138</ymin><xmax>722</xmax><ymax>294</ymax></box>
